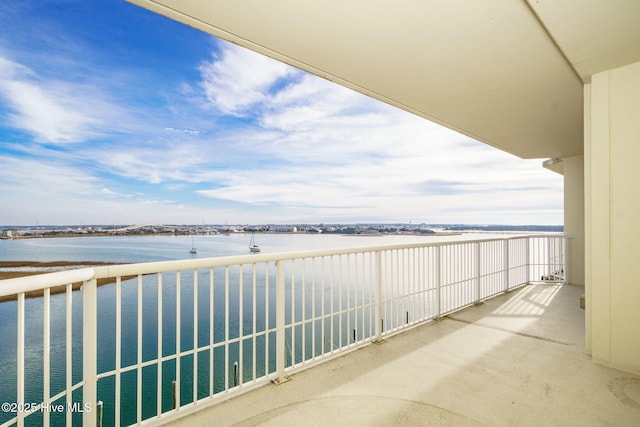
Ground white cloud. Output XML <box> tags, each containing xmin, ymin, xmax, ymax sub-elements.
<box><xmin>0</xmin><ymin>27</ymin><xmax>563</xmax><ymax>226</ymax></box>
<box><xmin>0</xmin><ymin>53</ymin><xmax>166</xmax><ymax>146</ymax></box>
<box><xmin>0</xmin><ymin>155</ymin><xmax>97</xmax><ymax>195</ymax></box>
<box><xmin>196</xmin><ymin>146</ymin><xmax>562</xmax><ymax>224</ymax></box>
<box><xmin>0</xmin><ymin>155</ymin><xmax>100</xmax><ymax>224</ymax></box>
<box><xmin>86</xmin><ymin>140</ymin><xmax>230</xmax><ymax>185</ymax></box>
<box><xmin>0</xmin><ymin>154</ymin><xmax>199</xmax><ymax>225</ymax></box>
<box><xmin>192</xmin><ymin>43</ymin><xmax>564</xmax><ymax>224</ymax></box>
<box><xmin>0</xmin><ymin>56</ymin><xmax>105</xmax><ymax>143</ymax></box>
<box><xmin>199</xmin><ymin>40</ymin><xmax>297</xmax><ymax>115</ymax></box>
<box><xmin>165</xmin><ymin>127</ymin><xmax>201</xmax><ymax>135</ymax></box>
<box><xmin>101</xmin><ymin>187</ymin><xmax>118</xmax><ymax>197</ymax></box>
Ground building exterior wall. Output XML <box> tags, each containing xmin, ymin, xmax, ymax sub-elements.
<box><xmin>586</xmin><ymin>60</ymin><xmax>640</xmax><ymax>375</ymax></box>
<box><xmin>1</xmin><ymin>230</ymin><xmax>20</xmax><ymax>239</ymax></box>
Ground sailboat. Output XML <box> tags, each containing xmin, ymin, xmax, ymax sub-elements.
<box><xmin>249</xmin><ymin>233</ymin><xmax>260</xmax><ymax>253</ymax></box>
<box><xmin>189</xmin><ymin>235</ymin><xmax>197</xmax><ymax>254</ymax></box>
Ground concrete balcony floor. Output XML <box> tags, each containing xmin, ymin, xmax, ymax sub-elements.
<box><xmin>169</xmin><ymin>284</ymin><xmax>640</xmax><ymax>426</ymax></box>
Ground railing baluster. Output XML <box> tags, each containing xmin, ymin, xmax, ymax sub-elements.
<box><xmin>360</xmin><ymin>253</ymin><xmax>365</xmax><ymax>340</ymax></box>
<box><xmin>348</xmin><ymin>254</ymin><xmax>353</xmax><ymax>340</ymax></box>
<box><xmin>527</xmin><ymin>239</ymin><xmax>531</xmax><ymax>282</ymax></box>
<box><xmin>399</xmin><ymin>249</ymin><xmax>403</xmax><ymax>330</ymax></box>
<box><xmin>264</xmin><ymin>263</ymin><xmax>269</xmax><ymax>377</ymax></box>
<box><xmin>302</xmin><ymin>259</ymin><xmax>306</xmax><ymax>362</ymax></box>
<box><xmin>414</xmin><ymin>248</ymin><xmax>419</xmax><ymax>321</ymax></box>
<box><xmin>355</xmin><ymin>253</ymin><xmax>359</xmax><ymax>340</ymax></box>
<box><xmin>82</xmin><ymin>279</ymin><xmax>97</xmax><ymax>427</ymax></box>
<box><xmin>368</xmin><ymin>252</ymin><xmax>373</xmax><ymax>340</ymax></box>
<box><xmin>175</xmin><ymin>271</ymin><xmax>181</xmax><ymax>409</ymax></box>
<box><xmin>548</xmin><ymin>237</ymin><xmax>552</xmax><ymax>278</ymax></box>
<box><xmin>193</xmin><ymin>269</ymin><xmax>198</xmax><ymax>401</ymax></box>
<box><xmin>414</xmin><ymin>248</ymin><xmax>418</xmax><ymax>321</ymax></box>
<box><xmin>357</xmin><ymin>253</ymin><xmax>361</xmax><ymax>339</ymax></box>
<box><xmin>311</xmin><ymin>258</ymin><xmax>316</xmax><ymax>358</ymax></box>
<box><xmin>239</xmin><ymin>265</ymin><xmax>243</xmax><ymax>386</ymax></box>
<box><xmin>448</xmin><ymin>245</ymin><xmax>452</xmax><ymax>310</ymax></box>
<box><xmin>338</xmin><ymin>255</ymin><xmax>343</xmax><ymax>347</ymax></box>
<box><xmin>43</xmin><ymin>288</ymin><xmax>50</xmax><ymax>427</ymax></box>
<box><xmin>156</xmin><ymin>273</ymin><xmax>162</xmax><ymax>415</ymax></box>
<box><xmin>290</xmin><ymin>261</ymin><xmax>297</xmax><ymax>363</ymax></box>
<box><xmin>382</xmin><ymin>250</ymin><xmax>387</xmax><ymax>333</ymax></box>
<box><xmin>375</xmin><ymin>251</ymin><xmax>382</xmax><ymax>341</ymax></box>
<box><xmin>391</xmin><ymin>249</ymin><xmax>396</xmax><ymax>330</ymax></box>
<box><xmin>274</xmin><ymin>260</ymin><xmax>286</xmax><ymax>383</ymax></box>
<box><xmin>115</xmin><ymin>277</ymin><xmax>121</xmax><ymax>427</ymax></box>
<box><xmin>436</xmin><ymin>246</ymin><xmax>441</xmax><ymax>318</ymax></box>
<box><xmin>321</xmin><ymin>257</ymin><xmax>326</xmax><ymax>355</ymax></box>
<box><xmin>252</xmin><ymin>263</ymin><xmax>257</xmax><ymax>381</ymax></box>
<box><xmin>330</xmin><ymin>255</ymin><xmax>335</xmax><ymax>353</ymax></box>
<box><xmin>504</xmin><ymin>240</ymin><xmax>510</xmax><ymax>292</ymax></box>
<box><xmin>209</xmin><ymin>268</ymin><xmax>214</xmax><ymax>396</ymax></box>
<box><xmin>65</xmin><ymin>283</ymin><xmax>72</xmax><ymax>427</ymax></box>
<box><xmin>404</xmin><ymin>248</ymin><xmax>409</xmax><ymax>325</ymax></box>
<box><xmin>563</xmin><ymin>236</ymin><xmax>569</xmax><ymax>284</ymax></box>
<box><xmin>157</xmin><ymin>273</ymin><xmax>163</xmax><ymax>416</ymax></box>
<box><xmin>137</xmin><ymin>275</ymin><xmax>143</xmax><ymax>424</ymax></box>
<box><xmin>476</xmin><ymin>242</ymin><xmax>481</xmax><ymax>303</ymax></box>
<box><xmin>441</xmin><ymin>245</ymin><xmax>450</xmax><ymax>314</ymax></box>
<box><xmin>224</xmin><ymin>267</ymin><xmax>229</xmax><ymax>391</ymax></box>
<box><xmin>290</xmin><ymin>260</ymin><xmax>295</xmax><ymax>365</ymax></box>
<box><xmin>17</xmin><ymin>292</ymin><xmax>25</xmax><ymax>427</ymax></box>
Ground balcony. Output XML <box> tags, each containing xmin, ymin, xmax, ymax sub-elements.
<box><xmin>2</xmin><ymin>235</ymin><xmax>635</xmax><ymax>426</ymax></box>
<box><xmin>169</xmin><ymin>282</ymin><xmax>639</xmax><ymax>427</ymax></box>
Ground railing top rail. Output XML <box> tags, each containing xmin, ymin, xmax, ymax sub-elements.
<box><xmin>0</xmin><ymin>234</ymin><xmax>566</xmax><ymax>297</ymax></box>
<box><xmin>91</xmin><ymin>234</ymin><xmax>561</xmax><ymax>278</ymax></box>
<box><xmin>0</xmin><ymin>267</ymin><xmax>95</xmax><ymax>298</ymax></box>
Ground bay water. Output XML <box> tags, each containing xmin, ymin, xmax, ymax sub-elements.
<box><xmin>0</xmin><ymin>232</ymin><xmax>482</xmax><ymax>426</ymax></box>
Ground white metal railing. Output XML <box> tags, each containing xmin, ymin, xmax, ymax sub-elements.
<box><xmin>0</xmin><ymin>235</ymin><xmax>566</xmax><ymax>426</ymax></box>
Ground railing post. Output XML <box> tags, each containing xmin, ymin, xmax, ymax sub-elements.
<box><xmin>82</xmin><ymin>278</ymin><xmax>97</xmax><ymax>427</ymax></box>
<box><xmin>374</xmin><ymin>251</ymin><xmax>383</xmax><ymax>342</ymax></box>
<box><xmin>273</xmin><ymin>260</ymin><xmax>289</xmax><ymax>384</ymax></box>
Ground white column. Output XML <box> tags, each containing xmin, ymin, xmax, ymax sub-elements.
<box><xmin>563</xmin><ymin>155</ymin><xmax>585</xmax><ymax>286</ymax></box>
<box><xmin>586</xmin><ymin>61</ymin><xmax>640</xmax><ymax>375</ymax></box>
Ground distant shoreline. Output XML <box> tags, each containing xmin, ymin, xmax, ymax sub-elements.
<box><xmin>1</xmin><ymin>230</ymin><xmax>463</xmax><ymax>240</ymax></box>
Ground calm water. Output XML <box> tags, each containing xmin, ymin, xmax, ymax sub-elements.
<box><xmin>0</xmin><ymin>232</ymin><xmax>488</xmax><ymax>426</ymax></box>
<box><xmin>0</xmin><ymin>232</ymin><xmax>480</xmax><ymax>263</ymax></box>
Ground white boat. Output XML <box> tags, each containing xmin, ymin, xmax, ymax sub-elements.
<box><xmin>249</xmin><ymin>234</ymin><xmax>260</xmax><ymax>253</ymax></box>
<box><xmin>189</xmin><ymin>236</ymin><xmax>197</xmax><ymax>254</ymax></box>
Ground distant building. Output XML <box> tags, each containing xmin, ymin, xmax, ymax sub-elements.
<box><xmin>1</xmin><ymin>230</ymin><xmax>17</xmax><ymax>239</ymax></box>
<box><xmin>270</xmin><ymin>226</ymin><xmax>298</xmax><ymax>233</ymax></box>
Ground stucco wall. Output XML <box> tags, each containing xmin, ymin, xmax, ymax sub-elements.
<box><xmin>587</xmin><ymin>60</ymin><xmax>640</xmax><ymax>375</ymax></box>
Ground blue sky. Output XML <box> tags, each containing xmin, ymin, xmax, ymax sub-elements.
<box><xmin>0</xmin><ymin>0</ymin><xmax>563</xmax><ymax>226</ymax></box>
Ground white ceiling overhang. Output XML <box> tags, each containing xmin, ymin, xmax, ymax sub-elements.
<box><xmin>127</xmin><ymin>0</ymin><xmax>640</xmax><ymax>160</ymax></box>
